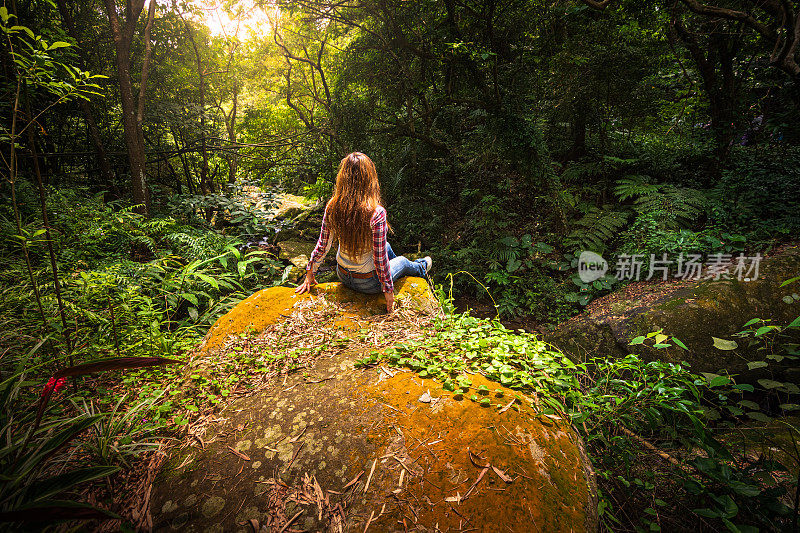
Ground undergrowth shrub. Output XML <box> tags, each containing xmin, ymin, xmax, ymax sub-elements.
<box><xmin>710</xmin><ymin>145</ymin><xmax>800</xmax><ymax>248</ymax></box>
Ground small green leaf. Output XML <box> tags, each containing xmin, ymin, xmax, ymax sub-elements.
<box><xmin>712</xmin><ymin>337</ymin><xmax>738</xmax><ymax>350</ymax></box>
<box><xmin>780</xmin><ymin>276</ymin><xmax>800</xmax><ymax>287</ymax></box>
<box><xmin>47</xmin><ymin>41</ymin><xmax>71</xmax><ymax>50</ymax></box>
<box><xmin>671</xmin><ymin>338</ymin><xmax>688</xmax><ymax>350</ymax></box>
<box><xmin>747</xmin><ymin>411</ymin><xmax>772</xmax><ymax>423</ymax></box>
<box><xmin>708</xmin><ymin>375</ymin><xmax>731</xmax><ymax>387</ymax></box>
<box><xmin>746</xmin><ymin>361</ymin><xmax>768</xmax><ymax>370</ymax></box>
<box><xmin>629</xmin><ymin>336</ymin><xmax>646</xmax><ymax>345</ymax></box>
<box><xmin>737</xmin><ymin>400</ymin><xmax>760</xmax><ymax>410</ymax></box>
<box><xmin>754</xmin><ymin>326</ymin><xmax>774</xmax><ymax>337</ymax></box>
<box><xmin>757</xmin><ymin>379</ymin><xmax>783</xmax><ymax>389</ymax></box>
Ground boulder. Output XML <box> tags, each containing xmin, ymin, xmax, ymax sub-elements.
<box><xmin>273</xmin><ymin>217</ymin><xmax>322</xmax><ymax>243</ymax></box>
<box><xmin>154</xmin><ymin>279</ymin><xmax>598</xmax><ymax>532</ymax></box>
<box><xmin>267</xmin><ymin>193</ymin><xmax>317</xmax><ymax>221</ymax></box>
<box><xmin>278</xmin><ymin>240</ymin><xmax>317</xmax><ymax>270</ymax></box>
<box><xmin>546</xmin><ymin>246</ymin><xmax>800</xmax><ymax>378</ymax></box>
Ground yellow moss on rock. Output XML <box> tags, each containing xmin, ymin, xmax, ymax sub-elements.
<box><xmin>153</xmin><ymin>276</ymin><xmax>599</xmax><ymax>532</ymax></box>
<box><xmin>362</xmin><ymin>371</ymin><xmax>598</xmax><ymax>532</ymax></box>
<box><xmin>197</xmin><ymin>277</ymin><xmax>436</xmax><ymax>355</ymax></box>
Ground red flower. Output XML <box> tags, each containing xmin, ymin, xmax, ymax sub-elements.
<box><xmin>42</xmin><ymin>377</ymin><xmax>67</xmax><ymax>397</ymax></box>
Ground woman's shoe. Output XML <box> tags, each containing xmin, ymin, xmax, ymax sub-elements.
<box><xmin>423</xmin><ymin>256</ymin><xmax>432</xmax><ymax>275</ymax></box>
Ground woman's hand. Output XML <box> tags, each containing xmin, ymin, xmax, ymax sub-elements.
<box><xmin>295</xmin><ymin>270</ymin><xmax>316</xmax><ymax>294</ymax></box>
<box><xmin>384</xmin><ymin>291</ymin><xmax>394</xmax><ymax>313</ymax></box>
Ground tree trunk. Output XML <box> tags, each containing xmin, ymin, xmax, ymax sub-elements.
<box><xmin>117</xmin><ymin>50</ymin><xmax>149</xmax><ymax>214</ymax></box>
<box><xmin>226</xmin><ymin>85</ymin><xmax>239</xmax><ymax>185</ymax></box>
<box><xmin>102</xmin><ymin>0</ymin><xmax>155</xmax><ymax>216</ymax></box>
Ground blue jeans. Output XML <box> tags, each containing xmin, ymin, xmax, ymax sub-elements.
<box><xmin>337</xmin><ymin>243</ymin><xmax>427</xmax><ymax>294</ymax></box>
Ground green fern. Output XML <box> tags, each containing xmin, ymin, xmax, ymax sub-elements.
<box><xmin>614</xmin><ymin>175</ymin><xmax>662</xmax><ymax>202</ymax></box>
<box><xmin>615</xmin><ymin>175</ymin><xmax>705</xmax><ymax>228</ymax></box>
<box><xmin>564</xmin><ymin>206</ymin><xmax>629</xmax><ymax>252</ymax></box>
<box><xmin>560</xmin><ymin>160</ymin><xmax>604</xmax><ymax>183</ymax></box>
<box><xmin>163</xmin><ymin>232</ymin><xmax>227</xmax><ymax>261</ymax></box>
<box><xmin>634</xmin><ymin>185</ymin><xmax>705</xmax><ymax>228</ymax></box>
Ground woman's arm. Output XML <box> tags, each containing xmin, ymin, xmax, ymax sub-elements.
<box><xmin>296</xmin><ymin>208</ymin><xmax>332</xmax><ymax>294</ymax></box>
<box><xmin>371</xmin><ymin>206</ymin><xmax>394</xmax><ymax>312</ymax></box>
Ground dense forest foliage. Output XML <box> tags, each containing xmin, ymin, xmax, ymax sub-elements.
<box><xmin>2</xmin><ymin>0</ymin><xmax>800</xmax><ymax>530</ymax></box>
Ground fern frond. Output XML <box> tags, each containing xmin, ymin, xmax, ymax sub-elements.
<box><xmin>564</xmin><ymin>206</ymin><xmax>629</xmax><ymax>252</ymax></box>
<box><xmin>614</xmin><ymin>175</ymin><xmax>661</xmax><ymax>202</ymax></box>
<box><xmin>634</xmin><ymin>185</ymin><xmax>706</xmax><ymax>228</ymax></box>
<box><xmin>561</xmin><ymin>160</ymin><xmax>604</xmax><ymax>183</ymax></box>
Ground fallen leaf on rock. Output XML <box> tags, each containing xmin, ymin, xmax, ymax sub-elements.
<box><xmin>227</xmin><ymin>446</ymin><xmax>251</xmax><ymax>461</ymax></box>
<box><xmin>498</xmin><ymin>399</ymin><xmax>516</xmax><ymax>413</ymax></box>
<box><xmin>468</xmin><ymin>449</ymin><xmax>489</xmax><ymax>468</ymax></box>
<box><xmin>468</xmin><ymin>449</ymin><xmax>513</xmax><ymax>484</ymax></box>
<box><xmin>463</xmin><ymin>465</ymin><xmax>489</xmax><ymax>500</ymax></box>
<box><xmin>364</xmin><ymin>458</ymin><xmax>378</xmax><ymax>493</ymax></box>
<box><xmin>289</xmin><ymin>426</ymin><xmax>307</xmax><ymax>442</ymax></box>
<box><xmin>342</xmin><ymin>471</ymin><xmax>363</xmax><ymax>490</ymax></box>
<box><xmin>444</xmin><ymin>492</ymin><xmax>462</xmax><ymax>504</ymax></box>
<box><xmin>492</xmin><ymin>465</ymin><xmax>513</xmax><ymax>483</ymax></box>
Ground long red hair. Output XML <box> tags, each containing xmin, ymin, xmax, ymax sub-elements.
<box><xmin>326</xmin><ymin>152</ymin><xmax>390</xmax><ymax>257</ymax></box>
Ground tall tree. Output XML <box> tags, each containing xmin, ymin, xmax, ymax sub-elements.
<box><xmin>54</xmin><ymin>0</ymin><xmax>114</xmax><ymax>189</ymax></box>
<box><xmin>177</xmin><ymin>8</ymin><xmax>213</xmax><ymax>198</ymax></box>
<box><xmin>581</xmin><ymin>0</ymin><xmax>800</xmax><ymax>82</ymax></box>
<box><xmin>102</xmin><ymin>0</ymin><xmax>156</xmax><ymax>216</ymax></box>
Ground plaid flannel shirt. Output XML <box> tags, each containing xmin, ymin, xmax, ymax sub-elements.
<box><xmin>306</xmin><ymin>206</ymin><xmax>393</xmax><ymax>293</ymax></box>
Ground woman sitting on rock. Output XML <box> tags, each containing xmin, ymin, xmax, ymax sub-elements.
<box><xmin>295</xmin><ymin>152</ymin><xmax>431</xmax><ymax>313</ymax></box>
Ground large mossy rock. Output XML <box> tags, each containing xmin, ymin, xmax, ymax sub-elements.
<box><xmin>154</xmin><ymin>278</ymin><xmax>598</xmax><ymax>532</ymax></box>
<box><xmin>264</xmin><ymin>193</ymin><xmax>317</xmax><ymax>221</ymax></box>
<box><xmin>546</xmin><ymin>246</ymin><xmax>800</xmax><ymax>378</ymax></box>
<box><xmin>277</xmin><ymin>240</ymin><xmax>317</xmax><ymax>270</ymax></box>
